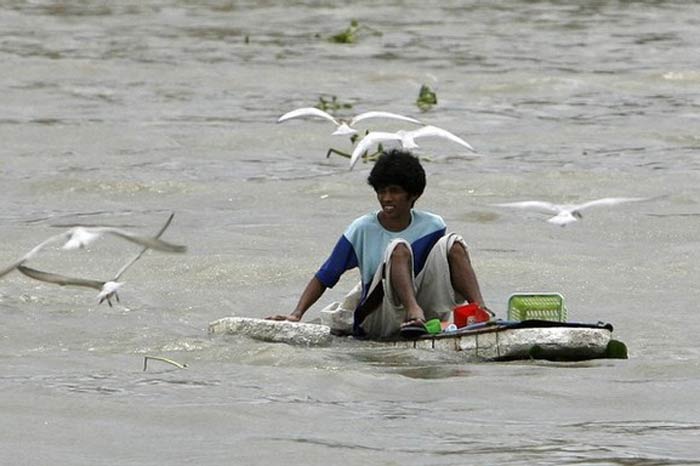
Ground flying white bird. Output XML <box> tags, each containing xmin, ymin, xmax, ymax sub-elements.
<box><xmin>14</xmin><ymin>213</ymin><xmax>179</xmax><ymax>306</ymax></box>
<box><xmin>60</xmin><ymin>226</ymin><xmax>186</xmax><ymax>252</ymax></box>
<box><xmin>17</xmin><ymin>265</ymin><xmax>125</xmax><ymax>306</ymax></box>
<box><xmin>349</xmin><ymin>125</ymin><xmax>476</xmax><ymax>169</ymax></box>
<box><xmin>0</xmin><ymin>214</ymin><xmax>185</xmax><ymax>279</ymax></box>
<box><xmin>493</xmin><ymin>197</ymin><xmax>649</xmax><ymax>226</ymax></box>
<box><xmin>277</xmin><ymin>107</ymin><xmax>421</xmax><ymax>136</ymax></box>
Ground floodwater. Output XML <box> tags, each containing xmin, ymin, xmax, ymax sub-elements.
<box><xmin>1</xmin><ymin>1</ymin><xmax>699</xmax><ymax>465</ymax></box>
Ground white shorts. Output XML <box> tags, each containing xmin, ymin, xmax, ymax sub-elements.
<box><xmin>356</xmin><ymin>233</ymin><xmax>469</xmax><ymax>339</ymax></box>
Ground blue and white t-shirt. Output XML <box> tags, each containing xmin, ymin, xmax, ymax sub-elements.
<box><xmin>315</xmin><ymin>209</ymin><xmax>447</xmax><ymax>302</ymax></box>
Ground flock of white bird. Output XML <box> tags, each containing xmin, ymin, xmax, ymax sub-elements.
<box><xmin>1</xmin><ymin>213</ymin><xmax>186</xmax><ymax>306</ymax></box>
<box><xmin>0</xmin><ymin>105</ymin><xmax>652</xmax><ymax>306</ymax></box>
<box><xmin>277</xmin><ymin>105</ymin><xmax>651</xmax><ymax>227</ymax></box>
<box><xmin>277</xmin><ymin>107</ymin><xmax>476</xmax><ymax>169</ymax></box>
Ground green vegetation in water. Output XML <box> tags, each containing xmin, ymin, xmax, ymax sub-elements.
<box><xmin>326</xmin><ymin>141</ymin><xmax>385</xmax><ymax>164</ymax></box>
<box><xmin>315</xmin><ymin>94</ymin><xmax>353</xmax><ymax>112</ymax></box>
<box><xmin>416</xmin><ymin>84</ymin><xmax>438</xmax><ymax>111</ymax></box>
<box><xmin>329</xmin><ymin>20</ymin><xmax>382</xmax><ymax>44</ymax></box>
<box><xmin>326</xmin><ymin>140</ymin><xmax>432</xmax><ymax>166</ymax></box>
<box><xmin>605</xmin><ymin>339</ymin><xmax>629</xmax><ymax>359</ymax></box>
<box><xmin>330</xmin><ymin>20</ymin><xmax>359</xmax><ymax>44</ymax></box>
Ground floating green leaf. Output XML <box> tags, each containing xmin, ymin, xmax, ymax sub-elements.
<box><xmin>416</xmin><ymin>84</ymin><xmax>438</xmax><ymax>111</ymax></box>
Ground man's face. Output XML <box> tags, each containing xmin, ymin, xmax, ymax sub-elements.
<box><xmin>375</xmin><ymin>184</ymin><xmax>417</xmax><ymax>219</ymax></box>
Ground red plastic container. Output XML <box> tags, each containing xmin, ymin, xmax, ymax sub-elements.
<box><xmin>453</xmin><ymin>303</ymin><xmax>490</xmax><ymax>328</ymax></box>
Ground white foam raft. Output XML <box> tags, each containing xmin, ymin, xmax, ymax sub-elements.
<box><xmin>208</xmin><ymin>317</ymin><xmax>627</xmax><ymax>361</ymax></box>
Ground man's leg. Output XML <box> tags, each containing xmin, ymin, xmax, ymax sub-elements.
<box><xmin>448</xmin><ymin>241</ymin><xmax>486</xmax><ymax>307</ymax></box>
<box><xmin>358</xmin><ymin>239</ymin><xmax>421</xmax><ymax>339</ymax></box>
<box><xmin>412</xmin><ymin>234</ymin><xmax>488</xmax><ymax>321</ymax></box>
<box><xmin>389</xmin><ymin>243</ymin><xmax>425</xmax><ymax>323</ymax></box>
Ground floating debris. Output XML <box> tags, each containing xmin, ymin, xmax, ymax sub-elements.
<box><xmin>143</xmin><ymin>355</ymin><xmax>188</xmax><ymax>371</ymax></box>
<box><xmin>315</xmin><ymin>94</ymin><xmax>353</xmax><ymax>113</ymax></box>
<box><xmin>329</xmin><ymin>20</ymin><xmax>382</xmax><ymax>44</ymax></box>
<box><xmin>330</xmin><ymin>20</ymin><xmax>359</xmax><ymax>43</ymax></box>
<box><xmin>327</xmin><ymin>141</ymin><xmax>385</xmax><ymax>165</ymax></box>
<box><xmin>416</xmin><ymin>84</ymin><xmax>438</xmax><ymax>111</ymax></box>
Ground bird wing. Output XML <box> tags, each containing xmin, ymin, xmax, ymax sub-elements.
<box><xmin>0</xmin><ymin>260</ymin><xmax>24</xmax><ymax>279</ymax></box>
<box><xmin>349</xmin><ymin>132</ymin><xmax>402</xmax><ymax>169</ymax></box>
<box><xmin>277</xmin><ymin>107</ymin><xmax>338</xmax><ymax>125</ymax></box>
<box><xmin>350</xmin><ymin>111</ymin><xmax>421</xmax><ymax>126</ymax></box>
<box><xmin>16</xmin><ymin>265</ymin><xmax>105</xmax><ymax>290</ymax></box>
<box><xmin>574</xmin><ymin>197</ymin><xmax>648</xmax><ymax>212</ymax></box>
<box><xmin>112</xmin><ymin>213</ymin><xmax>175</xmax><ymax>280</ymax></box>
<box><xmin>410</xmin><ymin>125</ymin><xmax>475</xmax><ymax>151</ymax></box>
<box><xmin>494</xmin><ymin>201</ymin><xmax>563</xmax><ymax>214</ymax></box>
<box><xmin>93</xmin><ymin>227</ymin><xmax>186</xmax><ymax>253</ymax></box>
<box><xmin>0</xmin><ymin>232</ymin><xmax>69</xmax><ymax>278</ymax></box>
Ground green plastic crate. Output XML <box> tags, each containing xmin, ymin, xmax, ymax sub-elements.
<box><xmin>507</xmin><ymin>293</ymin><xmax>568</xmax><ymax>322</ymax></box>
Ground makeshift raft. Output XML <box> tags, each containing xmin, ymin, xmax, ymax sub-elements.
<box><xmin>207</xmin><ymin>317</ymin><xmax>627</xmax><ymax>362</ymax></box>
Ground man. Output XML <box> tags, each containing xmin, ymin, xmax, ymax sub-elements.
<box><xmin>268</xmin><ymin>149</ymin><xmax>488</xmax><ymax>339</ymax></box>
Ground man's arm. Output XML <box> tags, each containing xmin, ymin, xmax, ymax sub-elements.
<box><xmin>266</xmin><ymin>276</ymin><xmax>327</xmax><ymax>321</ymax></box>
<box><xmin>267</xmin><ymin>232</ymin><xmax>356</xmax><ymax>322</ymax></box>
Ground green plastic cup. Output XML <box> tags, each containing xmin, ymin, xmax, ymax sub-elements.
<box><xmin>425</xmin><ymin>318</ymin><xmax>442</xmax><ymax>335</ymax></box>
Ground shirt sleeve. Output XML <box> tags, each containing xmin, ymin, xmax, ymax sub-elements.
<box><xmin>314</xmin><ymin>234</ymin><xmax>359</xmax><ymax>288</ymax></box>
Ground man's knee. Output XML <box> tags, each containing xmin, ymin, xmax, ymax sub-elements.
<box><xmin>448</xmin><ymin>240</ymin><xmax>468</xmax><ymax>261</ymax></box>
<box><xmin>390</xmin><ymin>242</ymin><xmax>412</xmax><ymax>263</ymax></box>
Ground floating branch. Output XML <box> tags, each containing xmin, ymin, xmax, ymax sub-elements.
<box><xmin>326</xmin><ymin>143</ymin><xmax>432</xmax><ymax>166</ymax></box>
<box><xmin>143</xmin><ymin>355</ymin><xmax>188</xmax><ymax>371</ymax></box>
<box><xmin>327</xmin><ymin>141</ymin><xmax>384</xmax><ymax>164</ymax></box>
